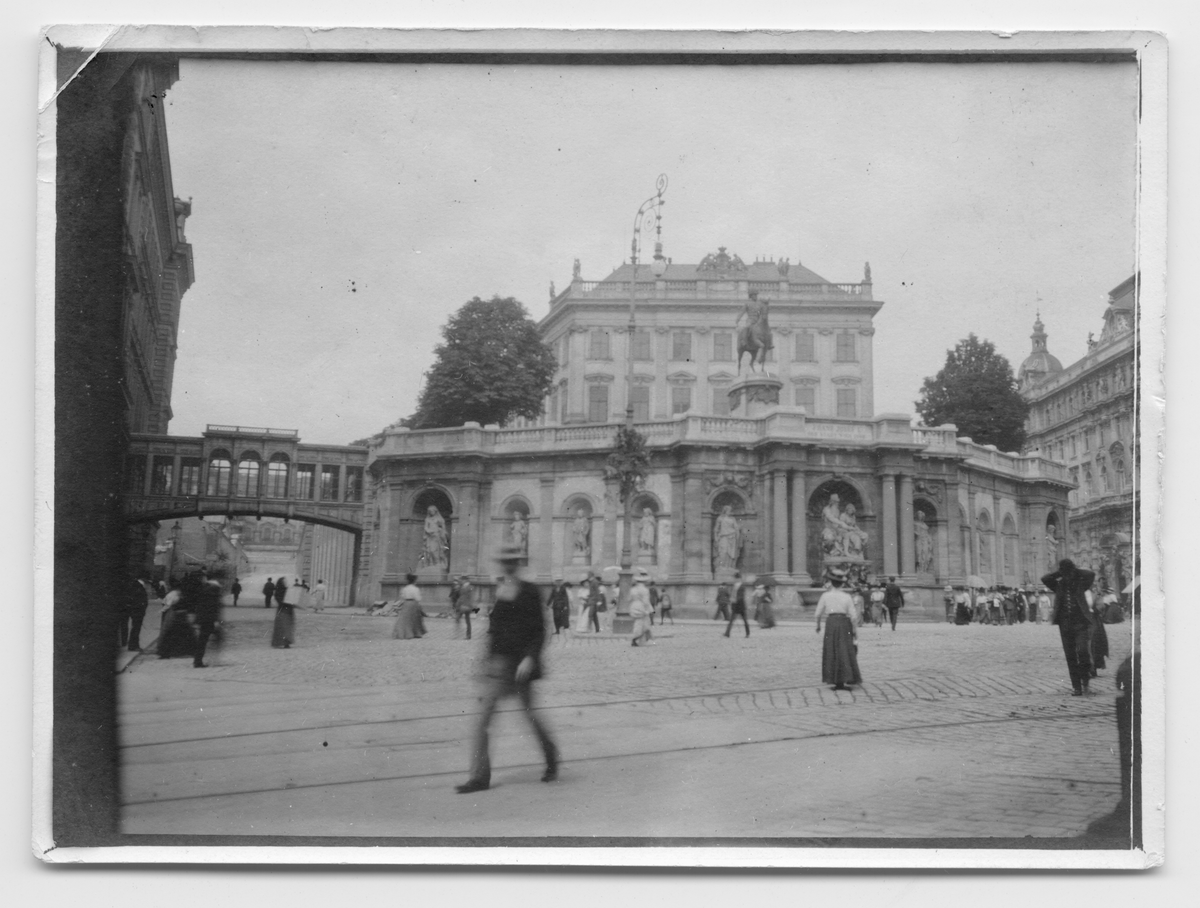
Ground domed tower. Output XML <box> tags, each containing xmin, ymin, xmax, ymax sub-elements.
<box><xmin>1018</xmin><ymin>313</ymin><xmax>1063</xmax><ymax>391</ymax></box>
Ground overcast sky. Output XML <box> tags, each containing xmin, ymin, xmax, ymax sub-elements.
<box><xmin>164</xmin><ymin>58</ymin><xmax>1137</xmax><ymax>445</ymax></box>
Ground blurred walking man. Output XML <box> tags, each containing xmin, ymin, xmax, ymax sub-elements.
<box><xmin>455</xmin><ymin>544</ymin><xmax>559</xmax><ymax>794</ymax></box>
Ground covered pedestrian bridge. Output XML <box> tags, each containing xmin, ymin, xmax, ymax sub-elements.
<box><xmin>123</xmin><ymin>425</ymin><xmax>369</xmax><ymax>534</ymax></box>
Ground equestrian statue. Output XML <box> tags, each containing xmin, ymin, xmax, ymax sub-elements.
<box><xmin>736</xmin><ymin>290</ymin><xmax>773</xmax><ymax>373</ymax></box>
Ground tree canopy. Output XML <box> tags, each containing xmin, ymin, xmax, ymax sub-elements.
<box><xmin>407</xmin><ymin>296</ymin><xmax>557</xmax><ymax>430</ymax></box>
<box><xmin>915</xmin><ymin>333</ymin><xmax>1029</xmax><ymax>452</ymax></box>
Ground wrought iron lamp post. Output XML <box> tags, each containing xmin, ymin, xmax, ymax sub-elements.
<box><xmin>613</xmin><ymin>174</ymin><xmax>668</xmax><ymax>628</ymax></box>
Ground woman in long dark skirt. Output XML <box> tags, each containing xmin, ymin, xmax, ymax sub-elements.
<box><xmin>814</xmin><ymin>573</ymin><xmax>862</xmax><ymax>690</ymax></box>
<box><xmin>271</xmin><ymin>577</ymin><xmax>296</xmax><ymax>648</ymax></box>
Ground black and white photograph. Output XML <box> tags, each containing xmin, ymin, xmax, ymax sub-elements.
<box><xmin>36</xmin><ymin>25</ymin><xmax>1166</xmax><ymax>869</ymax></box>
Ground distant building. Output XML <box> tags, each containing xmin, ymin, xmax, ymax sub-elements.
<box><xmin>1019</xmin><ymin>275</ymin><xmax>1138</xmax><ymax>593</ymax></box>
<box><xmin>536</xmin><ymin>251</ymin><xmax>878</xmax><ymax>425</ymax></box>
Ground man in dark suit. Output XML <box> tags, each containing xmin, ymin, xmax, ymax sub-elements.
<box><xmin>1042</xmin><ymin>558</ymin><xmax>1097</xmax><ymax>696</ymax></box>
<box><xmin>192</xmin><ymin>572</ymin><xmax>224</xmax><ymax>668</ymax></box>
<box><xmin>262</xmin><ymin>577</ymin><xmax>275</xmax><ymax>608</ymax></box>
<box><xmin>456</xmin><ymin>544</ymin><xmax>559</xmax><ymax>793</ymax></box>
<box><xmin>883</xmin><ymin>576</ymin><xmax>905</xmax><ymax>631</ymax></box>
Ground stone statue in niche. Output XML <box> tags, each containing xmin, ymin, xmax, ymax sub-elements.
<box><xmin>914</xmin><ymin>510</ymin><xmax>935</xmax><ymax>574</ymax></box>
<box><xmin>419</xmin><ymin>505</ymin><xmax>448</xmax><ymax>568</ymax></box>
<box><xmin>712</xmin><ymin>505</ymin><xmax>742</xmax><ymax>570</ymax></box>
<box><xmin>509</xmin><ymin>510</ymin><xmax>528</xmax><ymax>557</ymax></box>
<box><xmin>820</xmin><ymin>493</ymin><xmax>868</xmax><ymax>561</ymax></box>
<box><xmin>572</xmin><ymin>507</ymin><xmax>591</xmax><ymax>558</ymax></box>
<box><xmin>572</xmin><ymin>258</ymin><xmax>582</xmax><ymax>280</ymax></box>
<box><xmin>638</xmin><ymin>507</ymin><xmax>656</xmax><ymax>555</ymax></box>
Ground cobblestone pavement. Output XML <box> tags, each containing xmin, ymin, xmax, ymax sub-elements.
<box><xmin>120</xmin><ymin>607</ymin><xmax>1133</xmax><ymax>842</ymax></box>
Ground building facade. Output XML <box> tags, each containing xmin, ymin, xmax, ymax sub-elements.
<box><xmin>536</xmin><ymin>250</ymin><xmax>877</xmax><ymax>426</ymax></box>
<box><xmin>358</xmin><ymin>253</ymin><xmax>1072</xmax><ymax>615</ymax></box>
<box><xmin>1019</xmin><ymin>276</ymin><xmax>1139</xmax><ymax>594</ymax></box>
<box><xmin>116</xmin><ymin>59</ymin><xmax>196</xmax><ymax>576</ymax></box>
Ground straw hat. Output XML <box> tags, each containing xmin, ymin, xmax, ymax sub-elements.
<box><xmin>495</xmin><ymin>543</ymin><xmax>526</xmax><ymax>563</ymax></box>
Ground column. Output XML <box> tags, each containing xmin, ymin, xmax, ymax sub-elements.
<box><xmin>669</xmin><ymin>472</ymin><xmax>686</xmax><ymax>578</ymax></box>
<box><xmin>881</xmin><ymin>473</ymin><xmax>899</xmax><ymax>576</ymax></box>
<box><xmin>682</xmin><ymin>471</ymin><xmax>708</xmax><ymax>580</ymax></box>
<box><xmin>967</xmin><ymin>486</ymin><xmax>979</xmax><ymax>575</ymax></box>
<box><xmin>790</xmin><ymin>469</ymin><xmax>811</xmax><ymax>583</ymax></box>
<box><xmin>771</xmin><ymin>469</ymin><xmax>789</xmax><ymax>579</ymax></box>
<box><xmin>474</xmin><ymin>481</ymin><xmax>493</xmax><ymax>570</ymax></box>
<box><xmin>537</xmin><ymin>477</ymin><xmax>555</xmax><ymax>581</ymax></box>
<box><xmin>171</xmin><ymin>454</ymin><xmax>182</xmax><ymax>497</ymax></box>
<box><xmin>453</xmin><ymin>480</ymin><xmax>481</xmax><ymax>578</ymax></box>
<box><xmin>898</xmin><ymin>474</ymin><xmax>916</xmax><ymax>577</ymax></box>
<box><xmin>654</xmin><ymin>327</ymin><xmax>670</xmax><ymax>419</ymax></box>
<box><xmin>601</xmin><ymin>478</ymin><xmax>620</xmax><ymax>569</ymax></box>
<box><xmin>943</xmin><ymin>486</ymin><xmax>960</xmax><ymax>584</ymax></box>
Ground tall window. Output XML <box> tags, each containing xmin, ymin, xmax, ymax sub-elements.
<box><xmin>835</xmin><ymin>332</ymin><xmax>857</xmax><ymax>362</ymax></box>
<box><xmin>631</xmin><ymin>330</ymin><xmax>652</xmax><ymax>361</ymax></box>
<box><xmin>560</xmin><ymin>383</ymin><xmax>569</xmax><ymax>422</ymax></box>
<box><xmin>712</xmin><ymin>332</ymin><xmax>733</xmax><ymax>362</ymax></box>
<box><xmin>320</xmin><ymin>466</ymin><xmax>340</xmax><ymax>501</ymax></box>
<box><xmin>560</xmin><ymin>335</ymin><xmax>570</xmax><ymax>365</ymax></box>
<box><xmin>1070</xmin><ymin>435</ymin><xmax>1078</xmax><ymax>457</ymax></box>
<box><xmin>712</xmin><ymin>385</ymin><xmax>731</xmax><ymax>416</ymax></box>
<box><xmin>836</xmin><ymin>388</ymin><xmax>857</xmax><ymax>418</ymax></box>
<box><xmin>235</xmin><ymin>455</ymin><xmax>261</xmax><ymax>497</ymax></box>
<box><xmin>206</xmin><ymin>451</ymin><xmax>232</xmax><ymax>496</ymax></box>
<box><xmin>126</xmin><ymin>455</ymin><xmax>146</xmax><ymax>494</ymax></box>
<box><xmin>549</xmin><ymin>388</ymin><xmax>560</xmax><ymax>423</ymax></box>
<box><xmin>179</xmin><ymin>458</ymin><xmax>202</xmax><ymax>496</ymax></box>
<box><xmin>795</xmin><ymin>386</ymin><xmax>816</xmax><ymax>412</ymax></box>
<box><xmin>631</xmin><ymin>385</ymin><xmax>650</xmax><ymax>422</ymax></box>
<box><xmin>671</xmin><ymin>331</ymin><xmax>692</xmax><ymax>361</ymax></box>
<box><xmin>294</xmin><ymin>464</ymin><xmax>315</xmax><ymax>500</ymax></box>
<box><xmin>1083</xmin><ymin>428</ymin><xmax>1092</xmax><ymax>452</ymax></box>
<box><xmin>588</xmin><ymin>329</ymin><xmax>611</xmax><ymax>359</ymax></box>
<box><xmin>587</xmin><ymin>383</ymin><xmax>609</xmax><ymax>423</ymax></box>
<box><xmin>671</xmin><ymin>385</ymin><xmax>692</xmax><ymax>415</ymax></box>
<box><xmin>1099</xmin><ymin>421</ymin><xmax>1109</xmax><ymax>447</ymax></box>
<box><xmin>794</xmin><ymin>332</ymin><xmax>816</xmax><ymax>362</ymax></box>
<box><xmin>265</xmin><ymin>455</ymin><xmax>289</xmax><ymax>498</ymax></box>
<box><xmin>345</xmin><ymin>466</ymin><xmax>364</xmax><ymax>502</ymax></box>
<box><xmin>151</xmin><ymin>456</ymin><xmax>173</xmax><ymax>495</ymax></box>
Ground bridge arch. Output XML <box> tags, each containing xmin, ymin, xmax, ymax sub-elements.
<box><xmin>124</xmin><ymin>501</ymin><xmax>363</xmax><ymax>536</ymax></box>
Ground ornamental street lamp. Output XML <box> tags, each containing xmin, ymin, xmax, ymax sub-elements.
<box><xmin>614</xmin><ymin>174</ymin><xmax>668</xmax><ymax>626</ymax></box>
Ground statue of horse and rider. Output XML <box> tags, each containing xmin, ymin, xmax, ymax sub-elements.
<box><xmin>736</xmin><ymin>290</ymin><xmax>773</xmax><ymax>373</ymax></box>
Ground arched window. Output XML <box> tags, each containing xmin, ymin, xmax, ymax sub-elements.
<box><xmin>265</xmin><ymin>454</ymin><xmax>290</xmax><ymax>498</ymax></box>
<box><xmin>206</xmin><ymin>450</ymin><xmax>232</xmax><ymax>496</ymax></box>
<box><xmin>235</xmin><ymin>453</ymin><xmax>261</xmax><ymax>497</ymax></box>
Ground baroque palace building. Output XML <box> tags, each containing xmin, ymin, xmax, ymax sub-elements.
<box><xmin>1019</xmin><ymin>275</ymin><xmax>1139</xmax><ymax>596</ymax></box>
<box><xmin>358</xmin><ymin>249</ymin><xmax>1073</xmax><ymax>616</ymax></box>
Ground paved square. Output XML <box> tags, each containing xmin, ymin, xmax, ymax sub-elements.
<box><xmin>119</xmin><ymin>608</ymin><xmax>1131</xmax><ymax>840</ymax></box>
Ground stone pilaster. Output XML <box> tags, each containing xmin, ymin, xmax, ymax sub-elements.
<box><xmin>790</xmin><ymin>469</ymin><xmax>812</xmax><ymax>584</ymax></box>
<box><xmin>881</xmin><ymin>473</ymin><xmax>898</xmax><ymax>576</ymax></box>
<box><xmin>899</xmin><ymin>473</ymin><xmax>916</xmax><ymax>579</ymax></box>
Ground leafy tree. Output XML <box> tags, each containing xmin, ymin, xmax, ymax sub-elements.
<box><xmin>915</xmin><ymin>333</ymin><xmax>1029</xmax><ymax>452</ymax></box>
<box><xmin>604</xmin><ymin>425</ymin><xmax>650</xmax><ymax>505</ymax></box>
<box><xmin>407</xmin><ymin>296</ymin><xmax>556</xmax><ymax>430</ymax></box>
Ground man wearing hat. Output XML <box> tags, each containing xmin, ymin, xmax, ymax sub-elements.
<box><xmin>456</xmin><ymin>544</ymin><xmax>559</xmax><ymax>794</ymax></box>
<box><xmin>451</xmin><ymin>574</ymin><xmax>475</xmax><ymax>640</ymax></box>
<box><xmin>629</xmin><ymin>570</ymin><xmax>654</xmax><ymax>647</ymax></box>
<box><xmin>883</xmin><ymin>576</ymin><xmax>905</xmax><ymax>631</ymax></box>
